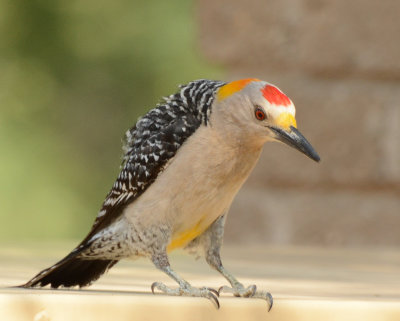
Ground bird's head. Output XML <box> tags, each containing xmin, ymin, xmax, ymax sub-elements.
<box><xmin>214</xmin><ymin>78</ymin><xmax>320</xmax><ymax>162</ymax></box>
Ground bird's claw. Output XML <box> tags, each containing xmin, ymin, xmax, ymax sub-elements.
<box><xmin>150</xmin><ymin>282</ymin><xmax>220</xmax><ymax>309</ymax></box>
<box><xmin>150</xmin><ymin>282</ymin><xmax>159</xmax><ymax>294</ymax></box>
<box><xmin>206</xmin><ymin>287</ymin><xmax>220</xmax><ymax>298</ymax></box>
<box><xmin>218</xmin><ymin>283</ymin><xmax>273</xmax><ymax>311</ymax></box>
<box><xmin>205</xmin><ymin>289</ymin><xmax>220</xmax><ymax>309</ymax></box>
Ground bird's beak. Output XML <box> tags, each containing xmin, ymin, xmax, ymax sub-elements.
<box><xmin>268</xmin><ymin>113</ymin><xmax>320</xmax><ymax>162</ymax></box>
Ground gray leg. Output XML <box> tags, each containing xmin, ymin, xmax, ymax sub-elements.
<box><xmin>191</xmin><ymin>214</ymin><xmax>273</xmax><ymax>311</ymax></box>
<box><xmin>150</xmin><ymin>250</ymin><xmax>220</xmax><ymax>308</ymax></box>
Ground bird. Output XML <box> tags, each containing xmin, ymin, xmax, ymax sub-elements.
<box><xmin>21</xmin><ymin>78</ymin><xmax>320</xmax><ymax>310</ymax></box>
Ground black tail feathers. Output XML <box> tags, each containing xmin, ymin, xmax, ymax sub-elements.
<box><xmin>20</xmin><ymin>251</ymin><xmax>118</xmax><ymax>289</ymax></box>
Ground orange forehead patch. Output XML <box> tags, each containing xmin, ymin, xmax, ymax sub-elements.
<box><xmin>261</xmin><ymin>85</ymin><xmax>291</xmax><ymax>106</ymax></box>
<box><xmin>217</xmin><ymin>78</ymin><xmax>260</xmax><ymax>101</ymax></box>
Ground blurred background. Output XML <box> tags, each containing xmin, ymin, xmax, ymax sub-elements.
<box><xmin>1</xmin><ymin>0</ymin><xmax>399</xmax><ymax>249</ymax></box>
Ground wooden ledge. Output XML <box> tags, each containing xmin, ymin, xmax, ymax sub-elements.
<box><xmin>1</xmin><ymin>244</ymin><xmax>399</xmax><ymax>321</ymax></box>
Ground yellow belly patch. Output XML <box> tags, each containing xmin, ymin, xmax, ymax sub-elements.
<box><xmin>167</xmin><ymin>220</ymin><xmax>206</xmax><ymax>252</ymax></box>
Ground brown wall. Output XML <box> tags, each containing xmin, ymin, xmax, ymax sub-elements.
<box><xmin>197</xmin><ymin>0</ymin><xmax>400</xmax><ymax>247</ymax></box>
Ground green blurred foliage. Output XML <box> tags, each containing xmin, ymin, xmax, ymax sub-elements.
<box><xmin>0</xmin><ymin>0</ymin><xmax>222</xmax><ymax>241</ymax></box>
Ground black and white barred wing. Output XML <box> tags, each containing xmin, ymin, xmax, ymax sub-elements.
<box><xmin>79</xmin><ymin>79</ymin><xmax>225</xmax><ymax>245</ymax></box>
<box><xmin>81</xmin><ymin>119</ymin><xmax>195</xmax><ymax>244</ymax></box>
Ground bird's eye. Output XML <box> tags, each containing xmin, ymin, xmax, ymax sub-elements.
<box><xmin>254</xmin><ymin>107</ymin><xmax>266</xmax><ymax>121</ymax></box>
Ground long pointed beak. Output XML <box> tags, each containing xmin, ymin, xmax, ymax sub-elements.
<box><xmin>268</xmin><ymin>125</ymin><xmax>320</xmax><ymax>162</ymax></box>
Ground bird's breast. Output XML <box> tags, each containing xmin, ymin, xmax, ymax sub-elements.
<box><xmin>124</xmin><ymin>125</ymin><xmax>263</xmax><ymax>251</ymax></box>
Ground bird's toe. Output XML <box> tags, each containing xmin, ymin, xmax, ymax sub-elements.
<box><xmin>150</xmin><ymin>282</ymin><xmax>220</xmax><ymax>309</ymax></box>
<box><xmin>218</xmin><ymin>283</ymin><xmax>273</xmax><ymax>311</ymax></box>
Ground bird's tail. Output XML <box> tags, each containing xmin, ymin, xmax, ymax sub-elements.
<box><xmin>20</xmin><ymin>249</ymin><xmax>118</xmax><ymax>289</ymax></box>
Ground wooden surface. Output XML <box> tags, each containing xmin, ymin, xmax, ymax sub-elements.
<box><xmin>1</xmin><ymin>242</ymin><xmax>400</xmax><ymax>321</ymax></box>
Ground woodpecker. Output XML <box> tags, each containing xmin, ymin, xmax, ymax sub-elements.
<box><xmin>21</xmin><ymin>78</ymin><xmax>320</xmax><ymax>310</ymax></box>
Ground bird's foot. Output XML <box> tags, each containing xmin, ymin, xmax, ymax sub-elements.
<box><xmin>151</xmin><ymin>282</ymin><xmax>220</xmax><ymax>309</ymax></box>
<box><xmin>218</xmin><ymin>283</ymin><xmax>273</xmax><ymax>311</ymax></box>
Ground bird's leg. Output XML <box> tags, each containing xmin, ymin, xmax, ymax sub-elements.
<box><xmin>199</xmin><ymin>215</ymin><xmax>273</xmax><ymax>310</ymax></box>
<box><xmin>150</xmin><ymin>250</ymin><xmax>220</xmax><ymax>308</ymax></box>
